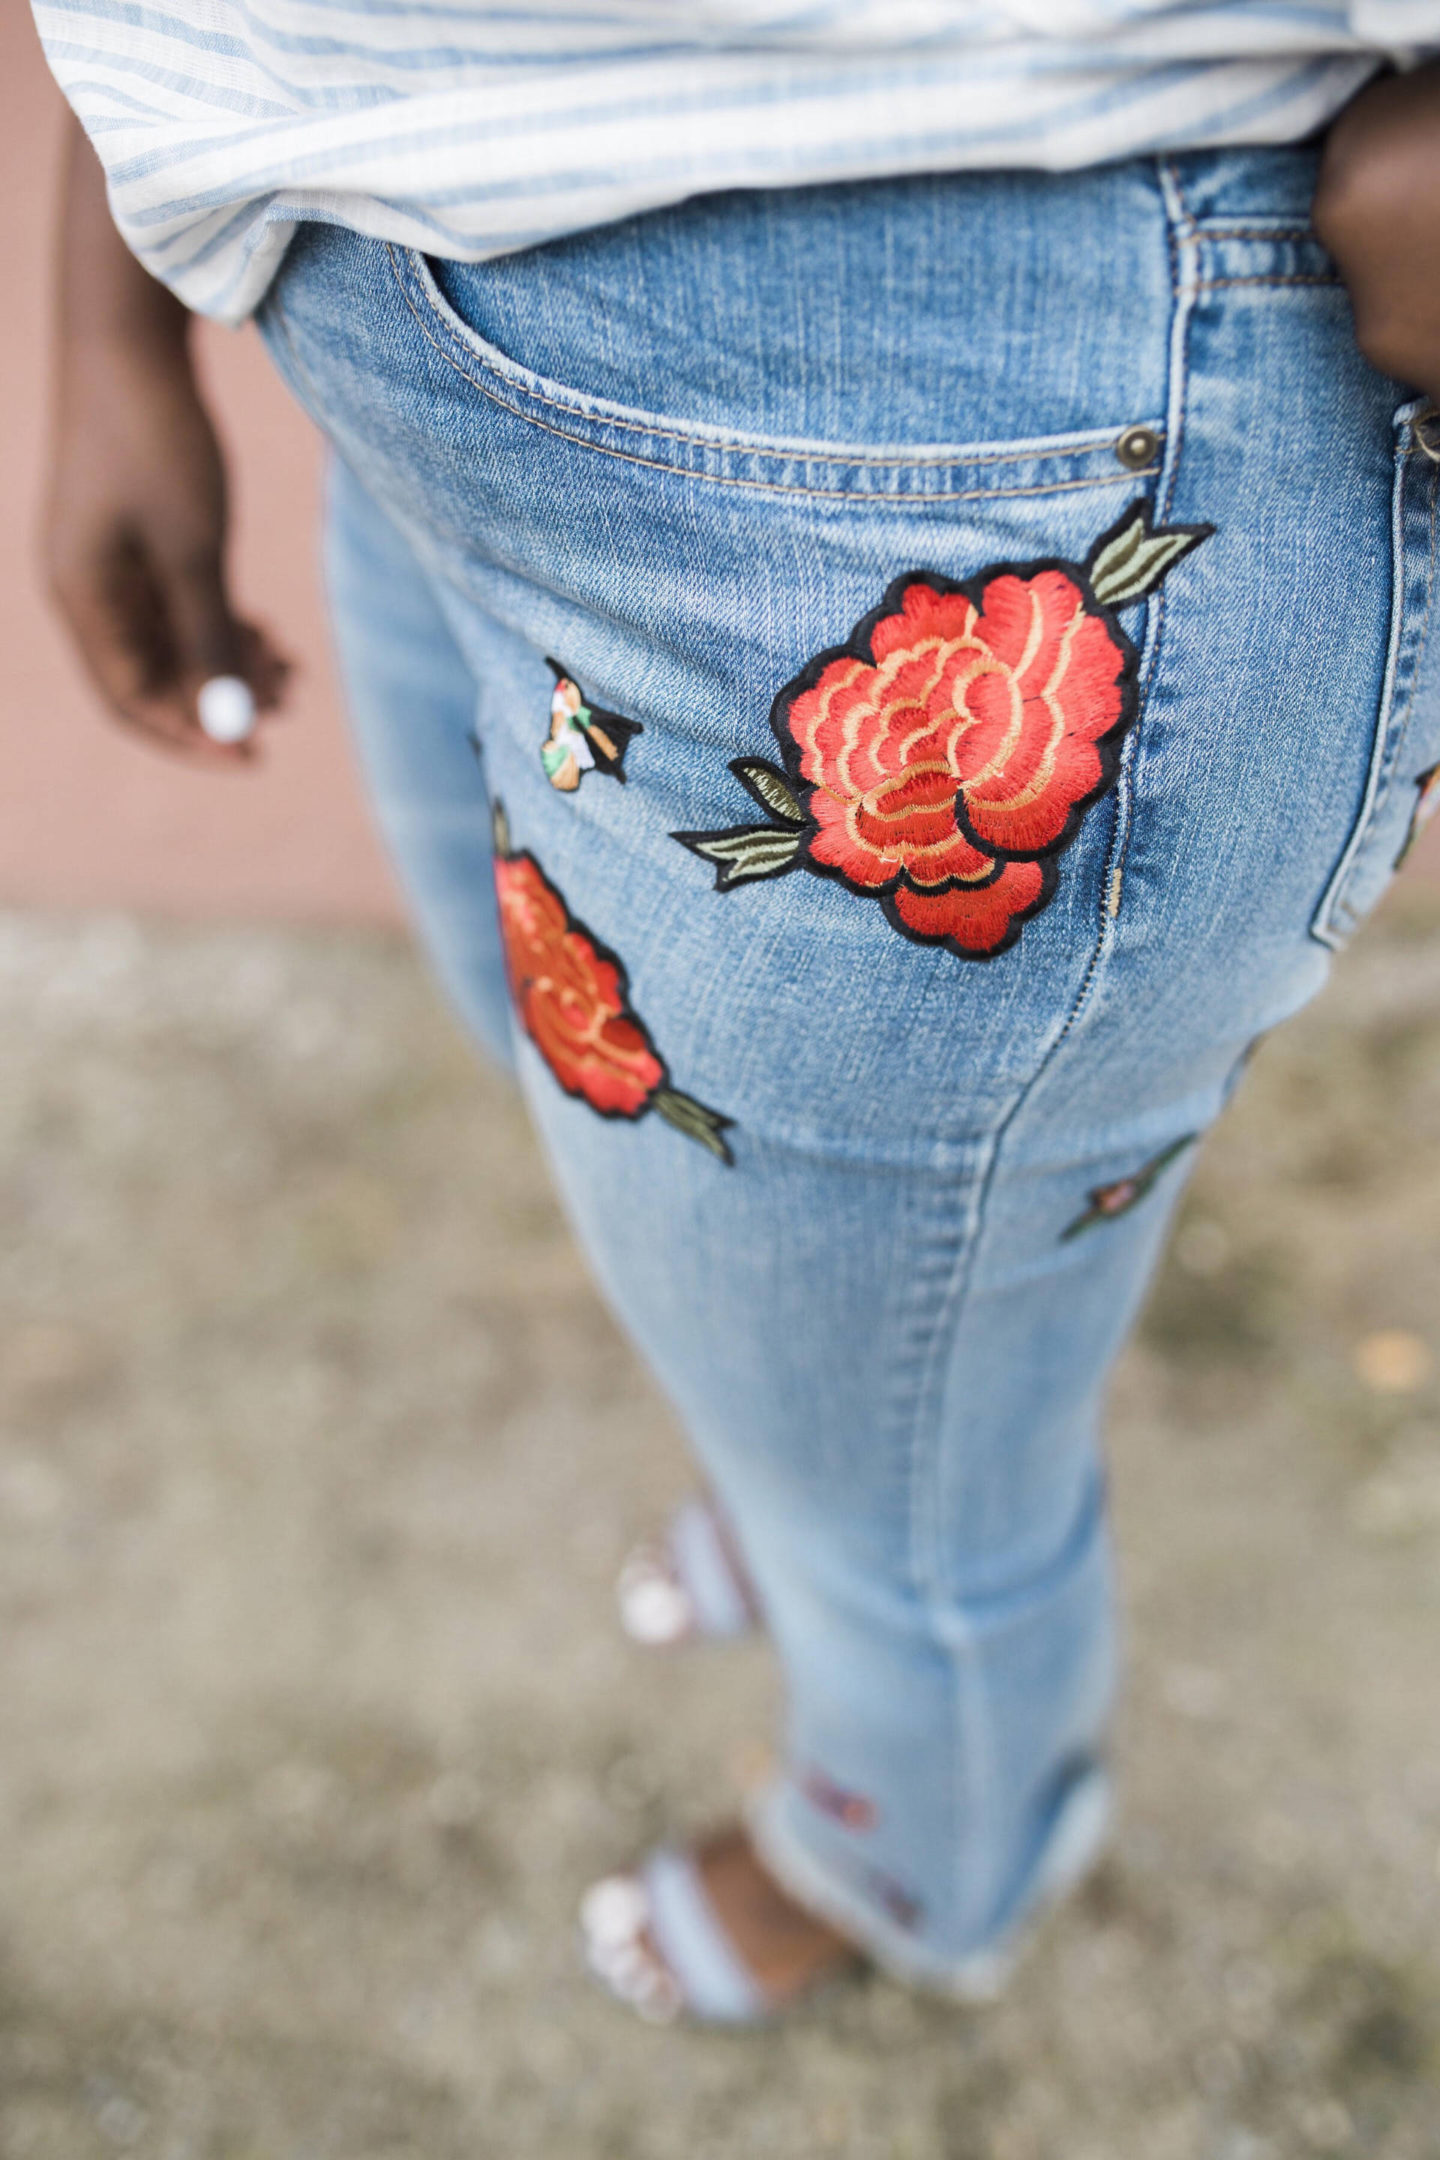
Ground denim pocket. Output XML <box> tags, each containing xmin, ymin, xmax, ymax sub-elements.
<box><xmin>1311</xmin><ymin>402</ymin><xmax>1440</xmax><ymax>948</ymax></box>
<box><xmin>390</xmin><ymin>245</ymin><xmax>1161</xmax><ymax>505</ymax></box>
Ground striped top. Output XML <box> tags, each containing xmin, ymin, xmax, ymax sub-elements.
<box><xmin>33</xmin><ymin>2</ymin><xmax>1440</xmax><ymax>324</ymax></box>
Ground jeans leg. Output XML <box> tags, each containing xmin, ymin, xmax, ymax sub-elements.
<box><xmin>517</xmin><ymin>1055</ymin><xmax>1206</xmax><ymax>1988</ymax></box>
<box><xmin>323</xmin><ymin>453</ymin><xmax>514</xmax><ymax>1069</ymax></box>
<box><xmin>262</xmin><ymin>161</ymin><xmax>1438</xmax><ymax>1992</ymax></box>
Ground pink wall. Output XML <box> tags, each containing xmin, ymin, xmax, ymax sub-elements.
<box><xmin>5</xmin><ymin>10</ymin><xmax>1438</xmax><ymax>920</ymax></box>
<box><xmin>1</xmin><ymin>11</ymin><xmax>400</xmax><ymax>922</ymax></box>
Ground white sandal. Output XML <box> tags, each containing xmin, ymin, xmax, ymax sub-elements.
<box><xmin>580</xmin><ymin>1849</ymin><xmax>774</xmax><ymax>2025</ymax></box>
<box><xmin>616</xmin><ymin>1495</ymin><xmax>760</xmax><ymax>1648</ymax></box>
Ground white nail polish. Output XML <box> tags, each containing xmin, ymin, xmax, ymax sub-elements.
<box><xmin>197</xmin><ymin>675</ymin><xmax>256</xmax><ymax>744</ymax></box>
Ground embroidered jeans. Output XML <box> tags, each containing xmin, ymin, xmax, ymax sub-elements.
<box><xmin>260</xmin><ymin>148</ymin><xmax>1440</xmax><ymax>1991</ymax></box>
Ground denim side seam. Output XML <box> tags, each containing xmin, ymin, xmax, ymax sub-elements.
<box><xmin>1091</xmin><ymin>162</ymin><xmax>1202</xmax><ymax>967</ymax></box>
<box><xmin>1032</xmin><ymin>158</ymin><xmax>1199</xmax><ymax>1053</ymax></box>
<box><xmin>899</xmin><ymin>1124</ymin><xmax>1005</xmax><ymax>1953</ymax></box>
<box><xmin>1312</xmin><ymin>408</ymin><xmax>1440</xmax><ymax>947</ymax></box>
<box><xmin>1197</xmin><ymin>275</ymin><xmax>1336</xmax><ymax>290</ymax></box>
<box><xmin>254</xmin><ymin>284</ymin><xmax>326</xmax><ymax>438</ymax></box>
<box><xmin>877</xmin><ymin>160</ymin><xmax>1196</xmax><ymax>1957</ymax></box>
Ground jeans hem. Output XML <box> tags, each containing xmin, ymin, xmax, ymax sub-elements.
<box><xmin>746</xmin><ymin>1769</ymin><xmax>1112</xmax><ymax>2000</ymax></box>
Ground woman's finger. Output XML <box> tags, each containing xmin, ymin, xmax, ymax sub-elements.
<box><xmin>52</xmin><ymin>523</ymin><xmax>291</xmax><ymax>762</ymax></box>
<box><xmin>159</xmin><ymin>542</ymin><xmax>296</xmax><ymax>738</ymax></box>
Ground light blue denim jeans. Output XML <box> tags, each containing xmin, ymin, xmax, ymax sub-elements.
<box><xmin>259</xmin><ymin>150</ymin><xmax>1440</xmax><ymax>1992</ymax></box>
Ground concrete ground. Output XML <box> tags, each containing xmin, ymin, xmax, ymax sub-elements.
<box><xmin>1</xmin><ymin>894</ymin><xmax>1439</xmax><ymax>2160</ymax></box>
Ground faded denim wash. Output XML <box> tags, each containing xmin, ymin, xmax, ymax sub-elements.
<box><xmin>262</xmin><ymin>150</ymin><xmax>1440</xmax><ymax>1989</ymax></box>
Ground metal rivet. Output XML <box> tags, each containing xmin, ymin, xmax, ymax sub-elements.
<box><xmin>1115</xmin><ymin>425</ymin><xmax>1161</xmax><ymax>472</ymax></box>
<box><xmin>1413</xmin><ymin>404</ymin><xmax>1440</xmax><ymax>464</ymax></box>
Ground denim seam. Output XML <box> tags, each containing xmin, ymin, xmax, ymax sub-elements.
<box><xmin>891</xmin><ymin>623</ymin><xmax>1170</xmax><ymax>1933</ymax></box>
<box><xmin>257</xmin><ymin>284</ymin><xmax>332</xmax><ymax>445</ymax></box>
<box><xmin>893</xmin><ymin>157</ymin><xmax>1196</xmax><ymax>1938</ymax></box>
<box><xmin>393</xmin><ymin>246</ymin><xmax>1161</xmax><ymax>473</ymax></box>
<box><xmin>1314</xmin><ymin>431</ymin><xmax>1440</xmax><ymax>944</ymax></box>
<box><xmin>900</xmin><ymin>1129</ymin><xmax>1004</xmax><ymax>1949</ymax></box>
<box><xmin>1037</xmin><ymin>161</ymin><xmax>1196</xmax><ymax>1057</ymax></box>
<box><xmin>1197</xmin><ymin>275</ymin><xmax>1338</xmax><ymax>290</ymax></box>
<box><xmin>1387</xmin><ymin>463</ymin><xmax>1440</xmax><ymax>785</ymax></box>
<box><xmin>1192</xmin><ymin>224</ymin><xmax>1316</xmax><ymax>241</ymax></box>
<box><xmin>389</xmin><ymin>249</ymin><xmax>1159</xmax><ymax>499</ymax></box>
<box><xmin>1096</xmin><ymin>163</ymin><xmax>1199</xmax><ymax>980</ymax></box>
<box><xmin>1113</xmin><ymin>164</ymin><xmax>1198</xmax><ymax>924</ymax></box>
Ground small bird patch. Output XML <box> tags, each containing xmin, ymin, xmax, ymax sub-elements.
<box><xmin>541</xmin><ymin>661</ymin><xmax>641</xmax><ymax>792</ymax></box>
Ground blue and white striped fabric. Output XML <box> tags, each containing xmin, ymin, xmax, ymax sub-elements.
<box><xmin>33</xmin><ymin>2</ymin><xmax>1440</xmax><ymax>323</ymax></box>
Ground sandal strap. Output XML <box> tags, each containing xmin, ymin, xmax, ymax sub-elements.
<box><xmin>640</xmin><ymin>1848</ymin><xmax>770</xmax><ymax>2024</ymax></box>
<box><xmin>667</xmin><ymin>1498</ymin><xmax>755</xmax><ymax>1639</ymax></box>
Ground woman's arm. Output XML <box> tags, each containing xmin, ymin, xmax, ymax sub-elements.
<box><xmin>1314</xmin><ymin>60</ymin><xmax>1440</xmax><ymax>410</ymax></box>
<box><xmin>44</xmin><ymin>115</ymin><xmax>288</xmax><ymax>760</ymax></box>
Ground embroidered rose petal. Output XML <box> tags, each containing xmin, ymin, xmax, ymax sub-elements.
<box><xmin>807</xmin><ymin>768</ymin><xmax>995</xmax><ymax>890</ymax></box>
<box><xmin>495</xmin><ymin>853</ymin><xmax>664</xmax><ymax>1116</ymax></box>
<box><xmin>890</xmin><ymin>860</ymin><xmax>1048</xmax><ymax>955</ymax></box>
<box><xmin>787</xmin><ymin>567</ymin><xmax>1127</xmax><ymax>917</ymax></box>
<box><xmin>956</xmin><ymin>578</ymin><xmax>1125</xmax><ymax>856</ymax></box>
<box><xmin>494</xmin><ymin>836</ymin><xmax>732</xmax><ymax>1157</ymax></box>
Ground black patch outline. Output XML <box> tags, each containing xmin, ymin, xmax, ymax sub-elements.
<box><xmin>877</xmin><ymin>852</ymin><xmax>1061</xmax><ymax>961</ymax></box>
<box><xmin>543</xmin><ymin>658</ymin><xmax>643</xmax><ymax>787</ymax></box>
<box><xmin>492</xmin><ymin>802</ymin><xmax>733</xmax><ymax>1163</ymax></box>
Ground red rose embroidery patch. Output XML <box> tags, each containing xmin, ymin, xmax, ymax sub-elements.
<box><xmin>675</xmin><ymin>499</ymin><xmax>1212</xmax><ymax>960</ymax></box>
<box><xmin>541</xmin><ymin>660</ymin><xmax>641</xmax><ymax>793</ymax></box>
<box><xmin>1061</xmin><ymin>1133</ymin><xmax>1196</xmax><ymax>1241</ymax></box>
<box><xmin>492</xmin><ymin>804</ymin><xmax>732</xmax><ymax>1162</ymax></box>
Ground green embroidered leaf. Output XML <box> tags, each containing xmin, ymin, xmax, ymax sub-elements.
<box><xmin>733</xmin><ymin>759</ymin><xmax>804</xmax><ymax>827</ymax></box>
<box><xmin>676</xmin><ymin>824</ymin><xmax>804</xmax><ymax>889</ymax></box>
<box><xmin>652</xmin><ymin>1087</ymin><xmax>734</xmax><ymax>1164</ymax></box>
<box><xmin>1087</xmin><ymin>504</ymin><xmax>1212</xmax><ymax>609</ymax></box>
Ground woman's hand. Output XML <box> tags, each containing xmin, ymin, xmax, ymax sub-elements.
<box><xmin>44</xmin><ymin>118</ymin><xmax>290</xmax><ymax>762</ymax></box>
<box><xmin>1314</xmin><ymin>60</ymin><xmax>1440</xmax><ymax>408</ymax></box>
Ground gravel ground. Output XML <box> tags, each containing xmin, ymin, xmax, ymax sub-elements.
<box><xmin>0</xmin><ymin>898</ymin><xmax>1437</xmax><ymax>2160</ymax></box>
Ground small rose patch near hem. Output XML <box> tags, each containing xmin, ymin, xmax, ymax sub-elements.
<box><xmin>800</xmin><ymin>1767</ymin><xmax>879</xmax><ymax>1831</ymax></box>
<box><xmin>492</xmin><ymin>803</ymin><xmax>732</xmax><ymax>1163</ymax></box>
<box><xmin>674</xmin><ymin>498</ymin><xmax>1212</xmax><ymax>960</ymax></box>
<box><xmin>541</xmin><ymin>660</ymin><xmax>641</xmax><ymax>793</ymax></box>
<box><xmin>1062</xmin><ymin>1134</ymin><xmax>1197</xmax><ymax>1241</ymax></box>
<box><xmin>865</xmin><ymin>1869</ymin><xmax>924</xmax><ymax>1932</ymax></box>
